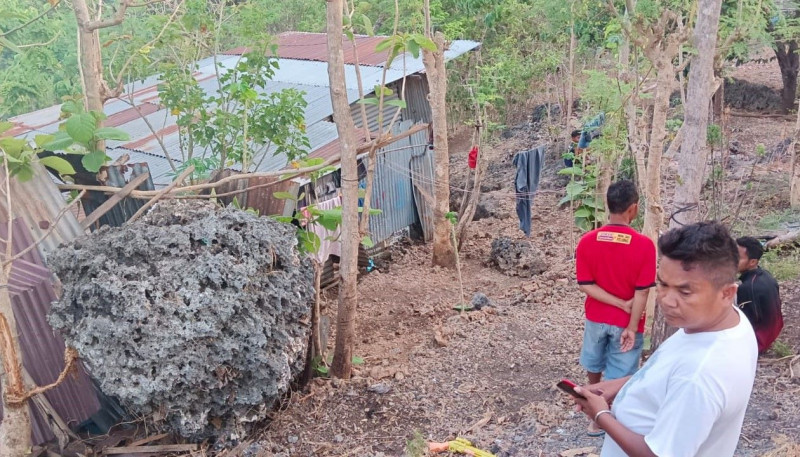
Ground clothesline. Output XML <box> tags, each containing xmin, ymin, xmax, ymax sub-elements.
<box><xmin>380</xmin><ymin>159</ymin><xmax>585</xmax><ymax>198</ymax></box>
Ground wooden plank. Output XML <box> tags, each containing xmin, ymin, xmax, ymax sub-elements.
<box><xmin>127</xmin><ymin>433</ymin><xmax>169</xmax><ymax>448</ymax></box>
<box><xmin>103</xmin><ymin>444</ymin><xmax>198</xmax><ymax>455</ymax></box>
<box><xmin>81</xmin><ymin>172</ymin><xmax>150</xmax><ymax>230</ymax></box>
<box><xmin>125</xmin><ymin>166</ymin><xmax>194</xmax><ymax>225</ymax></box>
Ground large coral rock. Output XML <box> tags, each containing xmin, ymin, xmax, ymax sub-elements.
<box><xmin>48</xmin><ymin>200</ymin><xmax>314</xmax><ymax>440</ymax></box>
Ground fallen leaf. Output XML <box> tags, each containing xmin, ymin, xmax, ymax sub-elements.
<box><xmin>560</xmin><ymin>447</ymin><xmax>596</xmax><ymax>457</ymax></box>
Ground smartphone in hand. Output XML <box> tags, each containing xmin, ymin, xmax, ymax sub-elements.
<box><xmin>557</xmin><ymin>379</ymin><xmax>587</xmax><ymax>400</ymax></box>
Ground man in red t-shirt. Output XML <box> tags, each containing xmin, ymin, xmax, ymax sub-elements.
<box><xmin>576</xmin><ymin>180</ymin><xmax>656</xmax><ymax>391</ymax></box>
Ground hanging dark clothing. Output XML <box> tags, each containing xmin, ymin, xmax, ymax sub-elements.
<box><xmin>737</xmin><ymin>267</ymin><xmax>783</xmax><ymax>354</ymax></box>
<box><xmin>512</xmin><ymin>146</ymin><xmax>546</xmax><ymax>237</ymax></box>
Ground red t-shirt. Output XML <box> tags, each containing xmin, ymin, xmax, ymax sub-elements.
<box><xmin>576</xmin><ymin>224</ymin><xmax>657</xmax><ymax>333</ymax></box>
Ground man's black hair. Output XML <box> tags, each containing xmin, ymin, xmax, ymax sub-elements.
<box><xmin>571</xmin><ymin>129</ymin><xmax>581</xmax><ymax>138</ymax></box>
<box><xmin>606</xmin><ymin>180</ymin><xmax>639</xmax><ymax>214</ymax></box>
<box><xmin>658</xmin><ymin>221</ymin><xmax>739</xmax><ymax>286</ymax></box>
<box><xmin>736</xmin><ymin>236</ymin><xmax>764</xmax><ymax>261</ymax></box>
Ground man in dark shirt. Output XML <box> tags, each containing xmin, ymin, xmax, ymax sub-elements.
<box><xmin>736</xmin><ymin>237</ymin><xmax>783</xmax><ymax>354</ymax></box>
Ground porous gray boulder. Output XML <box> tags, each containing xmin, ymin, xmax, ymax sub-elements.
<box><xmin>489</xmin><ymin>237</ymin><xmax>547</xmax><ymax>278</ymax></box>
<box><xmin>48</xmin><ymin>200</ymin><xmax>314</xmax><ymax>440</ymax></box>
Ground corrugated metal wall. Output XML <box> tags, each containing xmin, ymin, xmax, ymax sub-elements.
<box><xmin>402</xmin><ymin>75</ymin><xmax>433</xmax><ymax>124</ymax></box>
<box><xmin>0</xmin><ymin>220</ymin><xmax>101</xmax><ymax>446</ymax></box>
<box><xmin>410</xmin><ymin>142</ymin><xmax>436</xmax><ymax>242</ymax></box>
<box><xmin>0</xmin><ymin>163</ymin><xmax>83</xmax><ymax>261</ymax></box>
<box><xmin>365</xmin><ymin>120</ymin><xmax>431</xmax><ymax>243</ymax></box>
<box><xmin>350</xmin><ymin>93</ymin><xmax>400</xmax><ymax>132</ymax></box>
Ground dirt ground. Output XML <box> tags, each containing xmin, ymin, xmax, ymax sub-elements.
<box><xmin>253</xmin><ymin>58</ymin><xmax>800</xmax><ymax>456</ymax></box>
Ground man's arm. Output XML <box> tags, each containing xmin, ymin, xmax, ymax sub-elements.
<box><xmin>596</xmin><ymin>414</ymin><xmax>658</xmax><ymax>457</ymax></box>
<box><xmin>619</xmin><ymin>288</ymin><xmax>649</xmax><ymax>352</ymax></box>
<box><xmin>579</xmin><ymin>284</ymin><xmax>632</xmax><ymax>313</ymax></box>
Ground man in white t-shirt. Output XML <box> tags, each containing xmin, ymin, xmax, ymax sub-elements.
<box><xmin>572</xmin><ymin>221</ymin><xmax>758</xmax><ymax>457</ymax></box>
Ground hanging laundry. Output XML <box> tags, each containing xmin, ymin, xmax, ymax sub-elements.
<box><xmin>468</xmin><ymin>146</ymin><xmax>478</xmax><ymax>169</ymax></box>
<box><xmin>303</xmin><ymin>196</ymin><xmax>343</xmax><ymax>264</ymax></box>
<box><xmin>512</xmin><ymin>146</ymin><xmax>546</xmax><ymax>237</ymax></box>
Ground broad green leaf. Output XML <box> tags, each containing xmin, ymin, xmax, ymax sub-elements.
<box><xmin>574</xmin><ymin>207</ymin><xmax>592</xmax><ymax>218</ymax></box>
<box><xmin>360</xmin><ymin>236</ymin><xmax>375</xmax><ymax>248</ymax></box>
<box><xmin>361</xmin><ymin>15</ymin><xmax>374</xmax><ymax>36</ymax></box>
<box><xmin>273</xmin><ymin>216</ymin><xmax>293</xmax><ymax>223</ymax></box>
<box><xmin>81</xmin><ymin>150</ymin><xmax>108</xmax><ymax>172</ymax></box>
<box><xmin>407</xmin><ymin>39</ymin><xmax>420</xmax><ymax>58</ymax></box>
<box><xmin>375</xmin><ymin>38</ymin><xmax>393</xmax><ymax>52</ymax></box>
<box><xmin>93</xmin><ymin>127</ymin><xmax>130</xmax><ymax>141</ymax></box>
<box><xmin>12</xmin><ymin>165</ymin><xmax>34</xmax><ymax>181</ymax></box>
<box><xmin>314</xmin><ymin>364</ymin><xmax>329</xmax><ymax>375</ymax></box>
<box><xmin>558</xmin><ymin>194</ymin><xmax>572</xmax><ymax>206</ymax></box>
<box><xmin>42</xmin><ymin>131</ymin><xmax>74</xmax><ymax>151</ymax></box>
<box><xmin>566</xmin><ymin>181</ymin><xmax>586</xmax><ymax>198</ymax></box>
<box><xmin>352</xmin><ymin>356</ymin><xmax>365</xmax><ymax>365</ymax></box>
<box><xmin>0</xmin><ymin>138</ymin><xmax>27</xmax><ymax>156</ymax></box>
<box><xmin>300</xmin><ymin>230</ymin><xmax>321</xmax><ymax>254</ymax></box>
<box><xmin>0</xmin><ymin>121</ymin><xmax>13</xmax><ymax>134</ymax></box>
<box><xmin>66</xmin><ymin>113</ymin><xmax>97</xmax><ymax>144</ymax></box>
<box><xmin>373</xmin><ymin>85</ymin><xmax>393</xmax><ymax>96</ymax></box>
<box><xmin>414</xmin><ymin>35</ymin><xmax>437</xmax><ymax>52</ymax></box>
<box><xmin>60</xmin><ymin>100</ymin><xmax>83</xmax><ymax>115</ymax></box>
<box><xmin>38</xmin><ymin>156</ymin><xmax>76</xmax><ymax>176</ymax></box>
<box><xmin>385</xmin><ymin>99</ymin><xmax>407</xmax><ymax>109</ymax></box>
<box><xmin>558</xmin><ymin>167</ymin><xmax>584</xmax><ymax>177</ymax></box>
<box><xmin>89</xmin><ymin>111</ymin><xmax>107</xmax><ymax>122</ymax></box>
<box><xmin>273</xmin><ymin>191</ymin><xmax>295</xmax><ymax>200</ymax></box>
<box><xmin>344</xmin><ymin>29</ymin><xmax>355</xmax><ymax>42</ymax></box>
<box><xmin>34</xmin><ymin>134</ymin><xmax>55</xmax><ymax>149</ymax></box>
<box><xmin>357</xmin><ymin>97</ymin><xmax>380</xmax><ymax>105</ymax></box>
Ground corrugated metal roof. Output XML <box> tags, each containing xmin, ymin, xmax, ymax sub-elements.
<box><xmin>225</xmin><ymin>32</ymin><xmax>390</xmax><ymax>66</ymax></box>
<box><xmin>0</xmin><ymin>220</ymin><xmax>101</xmax><ymax>446</ymax></box>
<box><xmin>8</xmin><ymin>33</ymin><xmax>478</xmax><ymax>188</ymax></box>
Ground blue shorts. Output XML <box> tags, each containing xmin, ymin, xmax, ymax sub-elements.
<box><xmin>579</xmin><ymin>320</ymin><xmax>643</xmax><ymax>379</ymax></box>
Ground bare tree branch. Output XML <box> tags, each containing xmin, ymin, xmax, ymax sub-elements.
<box><xmin>86</xmin><ymin>0</ymin><xmax>167</xmax><ymax>31</ymax></box>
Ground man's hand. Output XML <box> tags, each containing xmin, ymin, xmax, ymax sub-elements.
<box><xmin>581</xmin><ymin>377</ymin><xmax>629</xmax><ymax>405</ymax></box>
<box><xmin>620</xmin><ymin>328</ymin><xmax>636</xmax><ymax>352</ymax></box>
<box><xmin>620</xmin><ymin>298</ymin><xmax>633</xmax><ymax>314</ymax></box>
<box><xmin>573</xmin><ymin>386</ymin><xmax>611</xmax><ymax>420</ymax></box>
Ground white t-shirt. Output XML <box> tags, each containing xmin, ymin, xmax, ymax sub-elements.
<box><xmin>601</xmin><ymin>307</ymin><xmax>758</xmax><ymax>457</ymax></box>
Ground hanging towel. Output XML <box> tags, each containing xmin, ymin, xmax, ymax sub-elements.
<box><xmin>512</xmin><ymin>146</ymin><xmax>546</xmax><ymax>237</ymax></box>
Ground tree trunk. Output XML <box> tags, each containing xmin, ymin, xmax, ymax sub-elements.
<box><xmin>423</xmin><ymin>31</ymin><xmax>457</xmax><ymax>268</ymax></box>
<box><xmin>641</xmin><ymin>62</ymin><xmax>675</xmax><ymax>347</ymax></box>
<box><xmin>651</xmin><ymin>0</ymin><xmax>724</xmax><ymax>352</ymax></box>
<box><xmin>326</xmin><ymin>0</ymin><xmax>359</xmax><ymax>380</ymax></box>
<box><xmin>0</xmin><ymin>269</ymin><xmax>31</xmax><ymax>456</ymax></box>
<box><xmin>775</xmin><ymin>40</ymin><xmax>799</xmax><ymax>114</ymax></box>
<box><xmin>789</xmin><ymin>101</ymin><xmax>800</xmax><ymax>208</ymax></box>
<box><xmin>668</xmin><ymin>0</ymin><xmax>723</xmax><ymax>228</ymax></box>
<box><xmin>72</xmin><ymin>0</ymin><xmax>111</xmax><ymax>151</ymax></box>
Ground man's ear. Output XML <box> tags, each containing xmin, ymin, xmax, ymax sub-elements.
<box><xmin>722</xmin><ymin>282</ymin><xmax>738</xmax><ymax>303</ymax></box>
<box><xmin>749</xmin><ymin>259</ymin><xmax>759</xmax><ymax>270</ymax></box>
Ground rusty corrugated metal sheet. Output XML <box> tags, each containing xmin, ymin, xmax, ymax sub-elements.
<box><xmin>0</xmin><ymin>164</ymin><xmax>84</xmax><ymax>261</ymax></box>
<box><xmin>0</xmin><ymin>220</ymin><xmax>101</xmax><ymax>446</ymax></box>
<box><xmin>226</xmin><ymin>33</ymin><xmax>389</xmax><ymax>66</ymax></box>
<box><xmin>245</xmin><ymin>177</ymin><xmax>300</xmax><ymax>217</ymax></box>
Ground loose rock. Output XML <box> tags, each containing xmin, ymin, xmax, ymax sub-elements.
<box><xmin>489</xmin><ymin>237</ymin><xmax>548</xmax><ymax>277</ymax></box>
